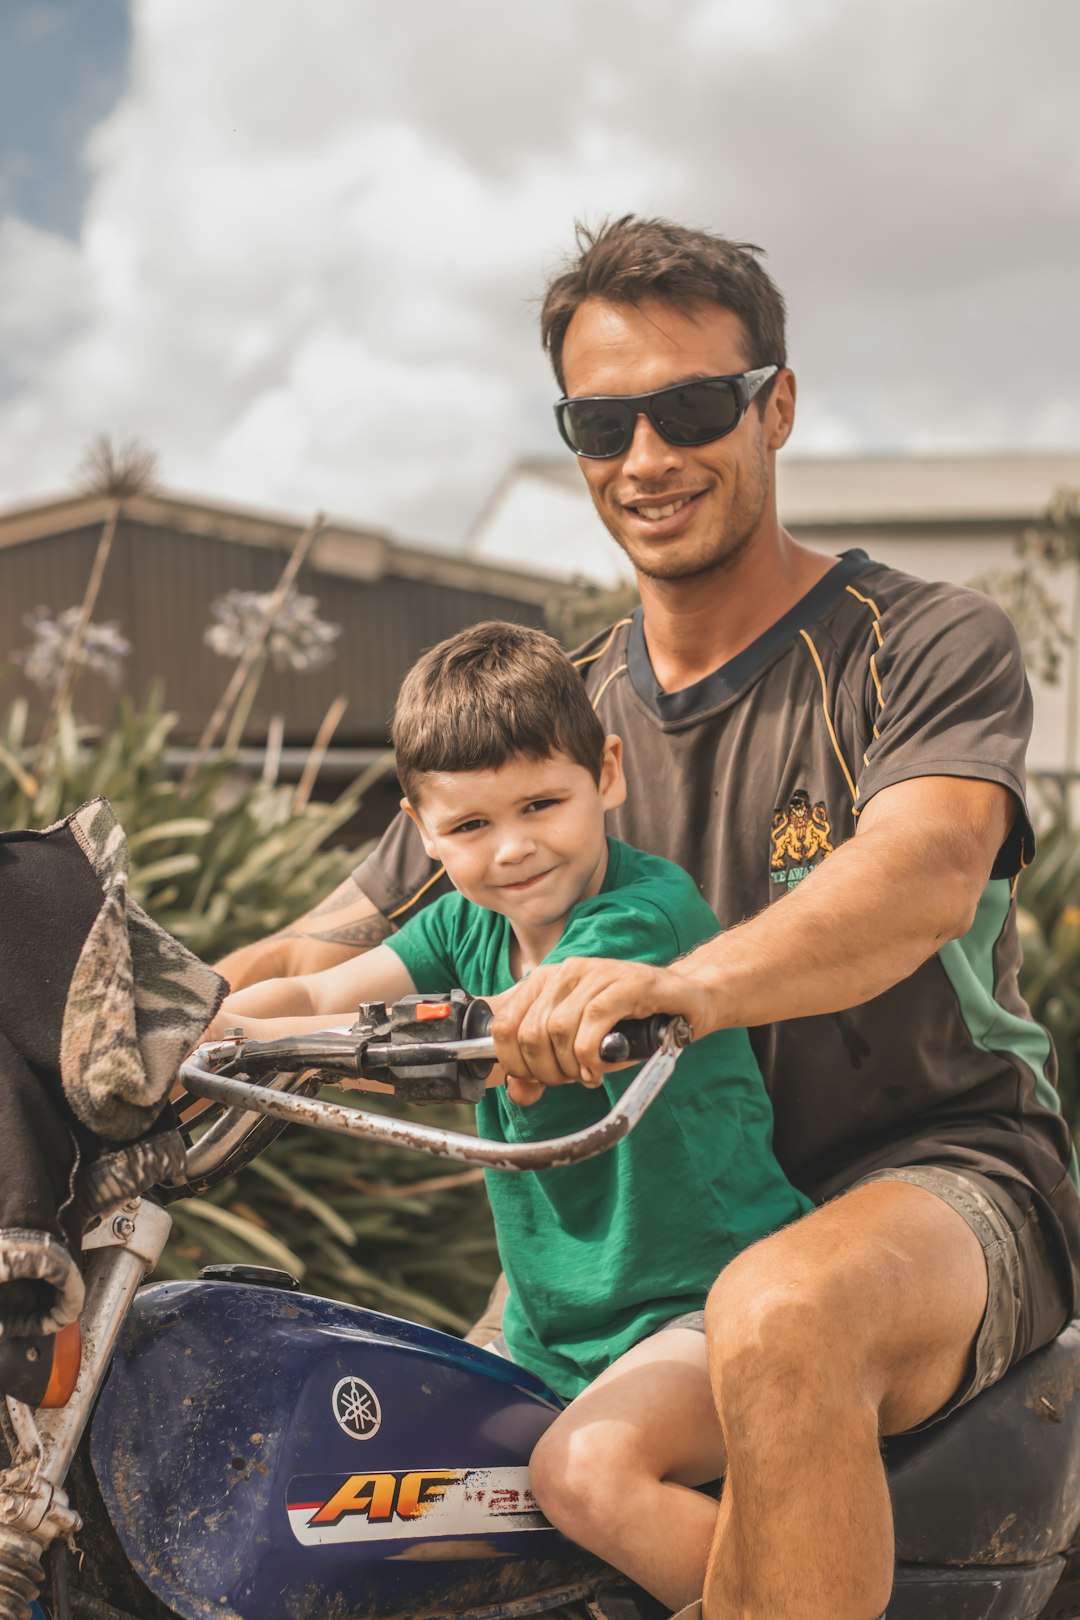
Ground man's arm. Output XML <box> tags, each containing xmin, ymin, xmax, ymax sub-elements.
<box><xmin>492</xmin><ymin>775</ymin><xmax>1014</xmax><ymax>1084</ymax></box>
<box><xmin>215</xmin><ymin>874</ymin><xmax>393</xmax><ymax>991</ymax></box>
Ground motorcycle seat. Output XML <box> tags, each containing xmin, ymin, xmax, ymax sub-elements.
<box><xmin>883</xmin><ymin>1317</ymin><xmax>1080</xmax><ymax>1566</ymax></box>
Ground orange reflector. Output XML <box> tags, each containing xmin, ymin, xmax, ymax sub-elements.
<box><xmin>416</xmin><ymin>1002</ymin><xmax>451</xmax><ymax>1022</ymax></box>
<box><xmin>40</xmin><ymin>1321</ymin><xmax>81</xmax><ymax>1409</ymax></box>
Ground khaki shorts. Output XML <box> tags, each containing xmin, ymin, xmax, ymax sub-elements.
<box><xmin>849</xmin><ymin>1164</ymin><xmax>1035</xmax><ymax>1429</ymax></box>
<box><xmin>657</xmin><ymin>1163</ymin><xmax>1067</xmax><ymax>1431</ymax></box>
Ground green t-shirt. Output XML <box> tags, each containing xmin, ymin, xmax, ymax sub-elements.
<box><xmin>386</xmin><ymin>838</ymin><xmax>811</xmax><ymax>1397</ymax></box>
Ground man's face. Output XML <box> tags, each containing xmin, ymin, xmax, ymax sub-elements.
<box><xmin>559</xmin><ymin>297</ymin><xmax>788</xmax><ymax>582</ymax></box>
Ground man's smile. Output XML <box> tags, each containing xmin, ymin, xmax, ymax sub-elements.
<box><xmin>620</xmin><ymin>489</ymin><xmax>706</xmax><ymax>536</ymax></box>
<box><xmin>627</xmin><ymin>493</ymin><xmax>696</xmax><ymax>520</ymax></box>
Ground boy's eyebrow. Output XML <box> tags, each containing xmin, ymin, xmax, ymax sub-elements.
<box><xmin>427</xmin><ymin>780</ymin><xmax>574</xmax><ymax>830</ymax></box>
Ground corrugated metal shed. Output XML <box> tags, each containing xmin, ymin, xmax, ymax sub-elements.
<box><xmin>0</xmin><ymin>489</ymin><xmax>577</xmax><ymax>747</ymax></box>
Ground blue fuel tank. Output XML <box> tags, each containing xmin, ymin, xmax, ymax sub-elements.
<box><xmin>90</xmin><ymin>1279</ymin><xmax>602</xmax><ymax>1620</ymax></box>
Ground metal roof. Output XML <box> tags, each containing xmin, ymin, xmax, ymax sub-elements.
<box><xmin>0</xmin><ymin>486</ymin><xmax>581</xmax><ymax>607</ymax></box>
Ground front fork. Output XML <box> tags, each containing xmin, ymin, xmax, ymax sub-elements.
<box><xmin>0</xmin><ymin>1200</ymin><xmax>172</xmax><ymax>1620</ymax></box>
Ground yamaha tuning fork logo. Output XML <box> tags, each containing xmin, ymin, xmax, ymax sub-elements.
<box><xmin>332</xmin><ymin>1376</ymin><xmax>382</xmax><ymax>1440</ymax></box>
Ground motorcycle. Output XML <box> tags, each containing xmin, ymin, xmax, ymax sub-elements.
<box><xmin>2</xmin><ymin>992</ymin><xmax>1079</xmax><ymax>1620</ymax></box>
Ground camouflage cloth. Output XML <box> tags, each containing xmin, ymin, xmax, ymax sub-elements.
<box><xmin>62</xmin><ymin>797</ymin><xmax>228</xmax><ymax>1140</ymax></box>
<box><xmin>0</xmin><ymin>797</ymin><xmax>227</xmax><ymax>1337</ymax></box>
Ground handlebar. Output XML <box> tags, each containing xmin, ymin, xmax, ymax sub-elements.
<box><xmin>226</xmin><ymin>1011</ymin><xmax>678</xmax><ymax>1079</ymax></box>
<box><xmin>177</xmin><ymin>999</ymin><xmax>693</xmax><ymax>1174</ymax></box>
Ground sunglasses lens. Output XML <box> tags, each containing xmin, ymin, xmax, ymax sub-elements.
<box><xmin>652</xmin><ymin>379</ymin><xmax>741</xmax><ymax>444</ymax></box>
<box><xmin>558</xmin><ymin>375</ymin><xmax>757</xmax><ymax>457</ymax></box>
<box><xmin>559</xmin><ymin>400</ymin><xmax>633</xmax><ymax>459</ymax></box>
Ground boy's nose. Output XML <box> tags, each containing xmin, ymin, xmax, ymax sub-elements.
<box><xmin>493</xmin><ymin>828</ymin><xmax>537</xmax><ymax>864</ymax></box>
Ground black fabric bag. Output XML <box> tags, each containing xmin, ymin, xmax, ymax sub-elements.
<box><xmin>0</xmin><ymin>799</ymin><xmax>226</xmax><ymax>1338</ymax></box>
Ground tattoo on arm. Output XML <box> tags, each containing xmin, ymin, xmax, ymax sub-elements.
<box><xmin>301</xmin><ymin>914</ymin><xmax>393</xmax><ymax>948</ymax></box>
<box><xmin>274</xmin><ymin>876</ymin><xmax>391</xmax><ymax>949</ymax></box>
<box><xmin>303</xmin><ymin>876</ymin><xmax>365</xmax><ymax>919</ymax></box>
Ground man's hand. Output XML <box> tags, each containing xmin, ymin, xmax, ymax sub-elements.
<box><xmin>492</xmin><ymin>958</ymin><xmax>712</xmax><ymax>1089</ymax></box>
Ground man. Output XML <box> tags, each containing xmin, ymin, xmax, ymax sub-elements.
<box><xmin>219</xmin><ymin>217</ymin><xmax>1080</xmax><ymax>1620</ymax></box>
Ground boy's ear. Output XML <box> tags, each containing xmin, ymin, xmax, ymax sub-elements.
<box><xmin>401</xmin><ymin>798</ymin><xmax>439</xmax><ymax>860</ymax></box>
<box><xmin>599</xmin><ymin>735</ymin><xmax>627</xmax><ymax>811</ymax></box>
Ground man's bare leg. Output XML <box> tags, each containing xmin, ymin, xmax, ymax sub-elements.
<box><xmin>702</xmin><ymin>1180</ymin><xmax>989</xmax><ymax>1620</ymax></box>
<box><xmin>529</xmin><ymin>1329</ymin><xmax>726</xmax><ymax>1607</ymax></box>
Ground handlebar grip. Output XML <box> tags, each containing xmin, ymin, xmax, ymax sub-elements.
<box><xmin>462</xmin><ymin>997</ymin><xmax>494</xmax><ymax>1042</ymax></box>
<box><xmin>599</xmin><ymin>1016</ymin><xmax>675</xmax><ymax>1064</ymax></box>
<box><xmin>463</xmin><ymin>999</ymin><xmax>685</xmax><ymax>1065</ymax></box>
<box><xmin>459</xmin><ymin>991</ymin><xmax>689</xmax><ymax>1069</ymax></box>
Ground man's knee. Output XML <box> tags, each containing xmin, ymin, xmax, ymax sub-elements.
<box><xmin>705</xmin><ymin>1239</ymin><xmax>878</xmax><ymax>1433</ymax></box>
<box><xmin>706</xmin><ymin>1236</ymin><xmax>849</xmax><ymax>1362</ymax></box>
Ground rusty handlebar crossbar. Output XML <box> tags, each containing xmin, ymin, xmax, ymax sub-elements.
<box><xmin>177</xmin><ymin>1017</ymin><xmax>692</xmax><ymax>1174</ymax></box>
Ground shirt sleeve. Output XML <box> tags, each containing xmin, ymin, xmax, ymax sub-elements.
<box><xmin>543</xmin><ymin>891</ymin><xmax>683</xmax><ymax>971</ymax></box>
<box><xmin>352</xmin><ymin>808</ymin><xmax>454</xmax><ymax>924</ymax></box>
<box><xmin>855</xmin><ymin>583</ymin><xmax>1035</xmax><ymax>876</ymax></box>
<box><xmin>383</xmin><ymin>893</ymin><xmax>460</xmax><ymax>992</ymax></box>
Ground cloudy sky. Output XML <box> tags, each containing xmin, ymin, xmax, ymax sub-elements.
<box><xmin>0</xmin><ymin>0</ymin><xmax>1077</xmax><ymax>549</ymax></box>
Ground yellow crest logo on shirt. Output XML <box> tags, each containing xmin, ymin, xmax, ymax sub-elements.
<box><xmin>770</xmin><ymin>789</ymin><xmax>833</xmax><ymax>891</ymax></box>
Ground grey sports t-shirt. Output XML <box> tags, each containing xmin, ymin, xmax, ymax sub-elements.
<box><xmin>355</xmin><ymin>552</ymin><xmax>1080</xmax><ymax>1310</ymax></box>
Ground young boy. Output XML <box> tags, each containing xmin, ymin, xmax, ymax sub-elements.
<box><xmin>216</xmin><ymin>621</ymin><xmax>810</xmax><ymax>1605</ymax></box>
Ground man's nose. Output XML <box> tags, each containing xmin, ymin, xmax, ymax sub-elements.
<box><xmin>621</xmin><ymin>413</ymin><xmax>683</xmax><ymax>481</ymax></box>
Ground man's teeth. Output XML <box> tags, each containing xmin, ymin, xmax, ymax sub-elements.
<box><xmin>636</xmin><ymin>496</ymin><xmax>692</xmax><ymax>521</ymax></box>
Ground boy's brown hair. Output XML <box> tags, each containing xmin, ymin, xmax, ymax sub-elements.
<box><xmin>393</xmin><ymin>621</ymin><xmax>605</xmax><ymax>803</ymax></box>
<box><xmin>540</xmin><ymin>214</ymin><xmax>787</xmax><ymax>395</ymax></box>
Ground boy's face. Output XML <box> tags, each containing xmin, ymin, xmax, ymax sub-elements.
<box><xmin>404</xmin><ymin>741</ymin><xmax>626</xmax><ymax>934</ymax></box>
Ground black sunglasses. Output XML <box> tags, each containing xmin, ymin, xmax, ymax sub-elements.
<box><xmin>554</xmin><ymin>365</ymin><xmax>779</xmax><ymax>460</ymax></box>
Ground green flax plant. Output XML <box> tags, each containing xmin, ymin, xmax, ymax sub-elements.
<box><xmin>0</xmin><ymin>687</ymin><xmax>499</xmax><ymax>1330</ymax></box>
<box><xmin>1016</xmin><ymin>799</ymin><xmax>1080</xmax><ymax>1129</ymax></box>
<box><xmin>972</xmin><ymin>489</ymin><xmax>1080</xmax><ymax>1133</ymax></box>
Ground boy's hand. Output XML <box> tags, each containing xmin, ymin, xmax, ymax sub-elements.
<box><xmin>202</xmin><ymin>1008</ymin><xmax>234</xmax><ymax>1044</ymax></box>
<box><xmin>505</xmin><ymin>1074</ymin><xmax>545</xmax><ymax>1107</ymax></box>
<box><xmin>483</xmin><ymin>1065</ymin><xmax>544</xmax><ymax>1107</ymax></box>
<box><xmin>480</xmin><ymin>993</ymin><xmax>546</xmax><ymax>1106</ymax></box>
<box><xmin>491</xmin><ymin>958</ymin><xmax>713</xmax><ymax>1087</ymax></box>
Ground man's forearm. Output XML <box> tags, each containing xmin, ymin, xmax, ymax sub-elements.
<box><xmin>675</xmin><ymin>816</ymin><xmax>981</xmax><ymax>1033</ymax></box>
<box><xmin>215</xmin><ymin>934</ymin><xmax>300</xmax><ymax>991</ymax></box>
<box><xmin>215</xmin><ymin>877</ymin><xmax>392</xmax><ymax>990</ymax></box>
<box><xmin>490</xmin><ymin>778</ymin><xmax>1013</xmax><ymax>1086</ymax></box>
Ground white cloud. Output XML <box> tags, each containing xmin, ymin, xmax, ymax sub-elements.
<box><xmin>0</xmin><ymin>217</ymin><xmax>88</xmax><ymax>387</ymax></box>
<box><xmin>0</xmin><ymin>0</ymin><xmax>1076</xmax><ymax>543</ymax></box>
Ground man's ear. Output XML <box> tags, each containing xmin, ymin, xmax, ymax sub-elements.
<box><xmin>599</xmin><ymin>735</ymin><xmax>627</xmax><ymax>811</ymax></box>
<box><xmin>767</xmin><ymin>367</ymin><xmax>796</xmax><ymax>452</ymax></box>
<box><xmin>402</xmin><ymin>798</ymin><xmax>439</xmax><ymax>860</ymax></box>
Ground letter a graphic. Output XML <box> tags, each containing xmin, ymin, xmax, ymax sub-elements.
<box><xmin>310</xmin><ymin>1473</ymin><xmax>397</xmax><ymax>1526</ymax></box>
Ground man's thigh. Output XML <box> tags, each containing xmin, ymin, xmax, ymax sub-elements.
<box><xmin>706</xmin><ymin>1177</ymin><xmax>989</xmax><ymax>1436</ymax></box>
<box><xmin>537</xmin><ymin>1327</ymin><xmax>726</xmax><ymax>1488</ymax></box>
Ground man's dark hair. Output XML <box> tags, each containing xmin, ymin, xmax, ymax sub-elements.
<box><xmin>393</xmin><ymin>621</ymin><xmax>606</xmax><ymax>803</ymax></box>
<box><xmin>540</xmin><ymin>214</ymin><xmax>787</xmax><ymax>395</ymax></box>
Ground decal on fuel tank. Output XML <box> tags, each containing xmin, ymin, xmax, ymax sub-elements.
<box><xmin>331</xmin><ymin>1375</ymin><xmax>381</xmax><ymax>1439</ymax></box>
<box><xmin>286</xmin><ymin>1466</ymin><xmax>547</xmax><ymax>1544</ymax></box>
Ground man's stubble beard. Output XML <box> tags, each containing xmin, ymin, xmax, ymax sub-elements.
<box><xmin>596</xmin><ymin>440</ymin><xmax>771</xmax><ymax>585</ymax></box>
